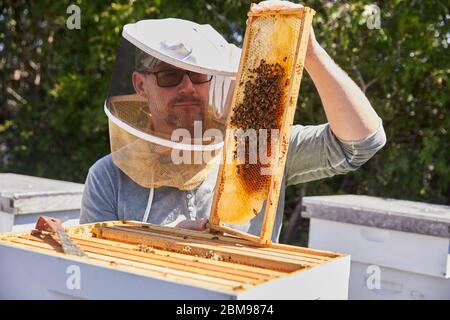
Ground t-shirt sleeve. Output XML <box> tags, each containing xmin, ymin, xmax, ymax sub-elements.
<box><xmin>79</xmin><ymin>157</ymin><xmax>119</xmax><ymax>224</ymax></box>
<box><xmin>285</xmin><ymin>117</ymin><xmax>386</xmax><ymax>186</ymax></box>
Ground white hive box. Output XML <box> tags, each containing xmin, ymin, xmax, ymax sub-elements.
<box><xmin>302</xmin><ymin>195</ymin><xmax>450</xmax><ymax>300</ymax></box>
<box><xmin>0</xmin><ymin>173</ymin><xmax>84</xmax><ymax>232</ymax></box>
<box><xmin>0</xmin><ymin>221</ymin><xmax>350</xmax><ymax>299</ymax></box>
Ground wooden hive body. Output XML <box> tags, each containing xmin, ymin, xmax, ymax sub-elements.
<box><xmin>0</xmin><ymin>221</ymin><xmax>350</xmax><ymax>299</ymax></box>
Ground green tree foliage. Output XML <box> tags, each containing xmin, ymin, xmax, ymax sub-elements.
<box><xmin>1</xmin><ymin>1</ymin><xmax>449</xmax><ymax>239</ymax></box>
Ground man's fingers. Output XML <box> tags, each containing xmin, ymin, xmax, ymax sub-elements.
<box><xmin>176</xmin><ymin>218</ymin><xmax>208</xmax><ymax>231</ymax></box>
<box><xmin>250</xmin><ymin>1</ymin><xmax>303</xmax><ymax>13</ymax></box>
<box><xmin>194</xmin><ymin>218</ymin><xmax>208</xmax><ymax>230</ymax></box>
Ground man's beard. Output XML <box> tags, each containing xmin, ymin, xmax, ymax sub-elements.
<box><xmin>167</xmin><ymin>95</ymin><xmax>206</xmax><ymax>134</ymax></box>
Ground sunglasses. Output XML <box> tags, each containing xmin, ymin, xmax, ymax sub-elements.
<box><xmin>139</xmin><ymin>69</ymin><xmax>213</xmax><ymax>88</ymax></box>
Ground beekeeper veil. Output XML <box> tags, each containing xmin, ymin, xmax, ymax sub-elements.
<box><xmin>105</xmin><ymin>18</ymin><xmax>240</xmax><ymax>190</ymax></box>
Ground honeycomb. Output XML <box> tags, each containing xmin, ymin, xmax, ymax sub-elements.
<box><xmin>212</xmin><ymin>7</ymin><xmax>315</xmax><ymax>226</ymax></box>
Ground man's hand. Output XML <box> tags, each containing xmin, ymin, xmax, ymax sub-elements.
<box><xmin>250</xmin><ymin>0</ymin><xmax>302</xmax><ymax>12</ymax></box>
<box><xmin>175</xmin><ymin>218</ymin><xmax>208</xmax><ymax>231</ymax></box>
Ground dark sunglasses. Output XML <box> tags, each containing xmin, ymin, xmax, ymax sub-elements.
<box><xmin>139</xmin><ymin>69</ymin><xmax>213</xmax><ymax>88</ymax></box>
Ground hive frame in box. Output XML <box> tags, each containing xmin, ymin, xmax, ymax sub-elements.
<box><xmin>209</xmin><ymin>7</ymin><xmax>315</xmax><ymax>244</ymax></box>
<box><xmin>0</xmin><ymin>220</ymin><xmax>350</xmax><ymax>299</ymax></box>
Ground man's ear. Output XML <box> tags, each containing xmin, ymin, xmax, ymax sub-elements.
<box><xmin>132</xmin><ymin>71</ymin><xmax>148</xmax><ymax>99</ymax></box>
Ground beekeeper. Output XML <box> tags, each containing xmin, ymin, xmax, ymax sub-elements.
<box><xmin>80</xmin><ymin>1</ymin><xmax>386</xmax><ymax>242</ymax></box>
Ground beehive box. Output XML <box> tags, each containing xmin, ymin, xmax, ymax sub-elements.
<box><xmin>303</xmin><ymin>195</ymin><xmax>450</xmax><ymax>300</ymax></box>
<box><xmin>0</xmin><ymin>173</ymin><xmax>83</xmax><ymax>232</ymax></box>
<box><xmin>0</xmin><ymin>221</ymin><xmax>350</xmax><ymax>299</ymax></box>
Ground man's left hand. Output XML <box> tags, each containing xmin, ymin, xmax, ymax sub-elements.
<box><xmin>175</xmin><ymin>218</ymin><xmax>208</xmax><ymax>231</ymax></box>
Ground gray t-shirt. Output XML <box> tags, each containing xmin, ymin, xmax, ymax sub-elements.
<box><xmin>80</xmin><ymin>121</ymin><xmax>386</xmax><ymax>242</ymax></box>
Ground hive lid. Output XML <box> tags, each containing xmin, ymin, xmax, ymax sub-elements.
<box><xmin>302</xmin><ymin>195</ymin><xmax>450</xmax><ymax>238</ymax></box>
<box><xmin>0</xmin><ymin>173</ymin><xmax>84</xmax><ymax>215</ymax></box>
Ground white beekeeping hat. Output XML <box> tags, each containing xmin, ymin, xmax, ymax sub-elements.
<box><xmin>104</xmin><ymin>18</ymin><xmax>240</xmax><ymax>190</ymax></box>
<box><xmin>123</xmin><ymin>18</ymin><xmax>241</xmax><ymax>76</ymax></box>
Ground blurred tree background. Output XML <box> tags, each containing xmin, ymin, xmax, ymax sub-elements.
<box><xmin>1</xmin><ymin>0</ymin><xmax>448</xmax><ymax>245</ymax></box>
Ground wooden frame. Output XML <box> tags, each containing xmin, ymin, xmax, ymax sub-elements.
<box><xmin>209</xmin><ymin>7</ymin><xmax>316</xmax><ymax>244</ymax></box>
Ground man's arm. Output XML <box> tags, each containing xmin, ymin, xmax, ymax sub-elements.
<box><xmin>284</xmin><ymin>29</ymin><xmax>386</xmax><ymax>185</ymax></box>
<box><xmin>250</xmin><ymin>1</ymin><xmax>386</xmax><ymax>184</ymax></box>
<box><xmin>285</xmin><ymin>123</ymin><xmax>386</xmax><ymax>186</ymax></box>
<box><xmin>305</xmin><ymin>30</ymin><xmax>381</xmax><ymax>141</ymax></box>
<box><xmin>252</xmin><ymin>0</ymin><xmax>382</xmax><ymax>141</ymax></box>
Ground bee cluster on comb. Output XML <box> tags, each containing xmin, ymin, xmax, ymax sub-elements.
<box><xmin>231</xmin><ymin>59</ymin><xmax>286</xmax><ymax>131</ymax></box>
<box><xmin>230</xmin><ymin>59</ymin><xmax>287</xmax><ymax>195</ymax></box>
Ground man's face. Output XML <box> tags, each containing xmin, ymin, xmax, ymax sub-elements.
<box><xmin>132</xmin><ymin>62</ymin><xmax>210</xmax><ymax>137</ymax></box>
